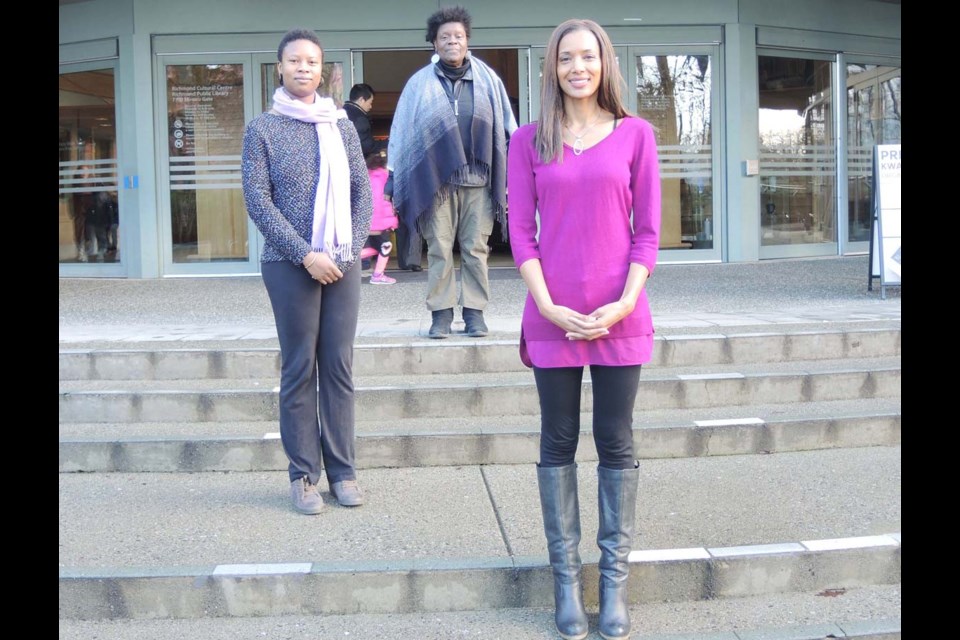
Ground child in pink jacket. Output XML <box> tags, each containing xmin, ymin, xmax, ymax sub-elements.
<box><xmin>363</xmin><ymin>151</ymin><xmax>400</xmax><ymax>284</ymax></box>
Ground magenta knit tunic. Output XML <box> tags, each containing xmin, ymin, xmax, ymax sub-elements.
<box><xmin>507</xmin><ymin>117</ymin><xmax>662</xmax><ymax>368</ymax></box>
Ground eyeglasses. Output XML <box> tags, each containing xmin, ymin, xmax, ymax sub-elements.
<box><xmin>438</xmin><ymin>33</ymin><xmax>466</xmax><ymax>43</ymax></box>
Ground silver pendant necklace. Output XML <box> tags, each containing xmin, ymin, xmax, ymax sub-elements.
<box><xmin>564</xmin><ymin>111</ymin><xmax>603</xmax><ymax>156</ymax></box>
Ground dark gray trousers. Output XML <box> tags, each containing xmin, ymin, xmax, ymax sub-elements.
<box><xmin>533</xmin><ymin>365</ymin><xmax>642</xmax><ymax>469</ymax></box>
<box><xmin>262</xmin><ymin>260</ymin><xmax>361</xmax><ymax>485</ymax></box>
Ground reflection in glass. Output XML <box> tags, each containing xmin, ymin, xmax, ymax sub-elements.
<box><xmin>847</xmin><ymin>64</ymin><xmax>901</xmax><ymax>244</ymax></box>
<box><xmin>636</xmin><ymin>55</ymin><xmax>713</xmax><ymax>250</ymax></box>
<box><xmin>321</xmin><ymin>62</ymin><xmax>344</xmax><ymax>108</ymax></box>
<box><xmin>166</xmin><ymin>64</ymin><xmax>247</xmax><ymax>263</ymax></box>
<box><xmin>261</xmin><ymin>63</ymin><xmax>277</xmax><ymax>113</ymax></box>
<box><xmin>758</xmin><ymin>56</ymin><xmax>836</xmax><ymax>246</ymax></box>
<box><xmin>59</xmin><ymin>69</ymin><xmax>120</xmax><ymax>264</ymax></box>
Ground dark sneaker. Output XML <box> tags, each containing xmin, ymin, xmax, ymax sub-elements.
<box><xmin>330</xmin><ymin>479</ymin><xmax>365</xmax><ymax>507</ymax></box>
<box><xmin>462</xmin><ymin>308</ymin><xmax>489</xmax><ymax>337</ymax></box>
<box><xmin>428</xmin><ymin>308</ymin><xmax>454</xmax><ymax>339</ymax></box>
<box><xmin>290</xmin><ymin>477</ymin><xmax>324</xmax><ymax>515</ymax></box>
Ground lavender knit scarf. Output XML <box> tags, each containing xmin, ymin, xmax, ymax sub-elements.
<box><xmin>271</xmin><ymin>88</ymin><xmax>352</xmax><ymax>261</ymax></box>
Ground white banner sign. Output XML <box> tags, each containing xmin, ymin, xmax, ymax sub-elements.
<box><xmin>873</xmin><ymin>144</ymin><xmax>901</xmax><ymax>286</ymax></box>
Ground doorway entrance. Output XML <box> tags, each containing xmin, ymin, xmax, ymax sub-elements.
<box><xmin>59</xmin><ymin>63</ymin><xmax>124</xmax><ymax>276</ymax></box>
<box><xmin>358</xmin><ymin>48</ymin><xmax>522</xmax><ymax>269</ymax></box>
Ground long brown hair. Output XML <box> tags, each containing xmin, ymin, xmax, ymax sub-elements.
<box><xmin>536</xmin><ymin>19</ymin><xmax>630</xmax><ymax>164</ymax></box>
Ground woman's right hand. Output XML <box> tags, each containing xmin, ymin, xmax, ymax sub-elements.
<box><xmin>540</xmin><ymin>303</ymin><xmax>610</xmax><ymax>341</ymax></box>
<box><xmin>304</xmin><ymin>251</ymin><xmax>343</xmax><ymax>285</ymax></box>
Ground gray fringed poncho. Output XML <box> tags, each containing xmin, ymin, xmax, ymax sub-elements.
<box><xmin>387</xmin><ymin>56</ymin><xmax>517</xmax><ymax>237</ymax></box>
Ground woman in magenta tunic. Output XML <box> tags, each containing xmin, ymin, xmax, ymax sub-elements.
<box><xmin>508</xmin><ymin>18</ymin><xmax>661</xmax><ymax>640</ymax></box>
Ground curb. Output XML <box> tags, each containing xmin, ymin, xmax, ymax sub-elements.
<box><xmin>59</xmin><ymin>534</ymin><xmax>901</xmax><ymax>620</ymax></box>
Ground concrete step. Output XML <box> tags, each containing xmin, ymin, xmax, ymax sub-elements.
<box><xmin>59</xmin><ymin>585</ymin><xmax>901</xmax><ymax>638</ymax></box>
<box><xmin>59</xmin><ymin>326</ymin><xmax>901</xmax><ymax>380</ymax></box>
<box><xmin>59</xmin><ymin>398</ymin><xmax>901</xmax><ymax>472</ymax></box>
<box><xmin>59</xmin><ymin>446</ymin><xmax>901</xmax><ymax>619</ymax></box>
<box><xmin>59</xmin><ymin>356</ymin><xmax>901</xmax><ymax>424</ymax></box>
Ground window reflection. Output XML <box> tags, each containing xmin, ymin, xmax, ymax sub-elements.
<box><xmin>758</xmin><ymin>56</ymin><xmax>836</xmax><ymax>246</ymax></box>
<box><xmin>321</xmin><ymin>62</ymin><xmax>344</xmax><ymax>108</ymax></box>
<box><xmin>847</xmin><ymin>64</ymin><xmax>901</xmax><ymax>244</ymax></box>
<box><xmin>59</xmin><ymin>69</ymin><xmax>120</xmax><ymax>264</ymax></box>
<box><xmin>636</xmin><ymin>55</ymin><xmax>714</xmax><ymax>250</ymax></box>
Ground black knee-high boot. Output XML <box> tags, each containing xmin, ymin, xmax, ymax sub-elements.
<box><xmin>596</xmin><ymin>463</ymin><xmax>639</xmax><ymax>640</ymax></box>
<box><xmin>537</xmin><ymin>463</ymin><xmax>589</xmax><ymax>640</ymax></box>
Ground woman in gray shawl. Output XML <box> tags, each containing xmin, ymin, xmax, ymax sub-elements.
<box><xmin>385</xmin><ymin>5</ymin><xmax>517</xmax><ymax>338</ymax></box>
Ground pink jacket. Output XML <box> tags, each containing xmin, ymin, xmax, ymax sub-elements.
<box><xmin>368</xmin><ymin>167</ymin><xmax>399</xmax><ymax>233</ymax></box>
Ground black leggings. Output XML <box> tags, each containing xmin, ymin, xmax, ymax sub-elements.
<box><xmin>533</xmin><ymin>365</ymin><xmax>642</xmax><ymax>470</ymax></box>
<box><xmin>364</xmin><ymin>230</ymin><xmax>392</xmax><ymax>254</ymax></box>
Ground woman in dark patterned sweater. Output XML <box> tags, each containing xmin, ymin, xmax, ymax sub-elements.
<box><xmin>241</xmin><ymin>28</ymin><xmax>373</xmax><ymax>515</ymax></box>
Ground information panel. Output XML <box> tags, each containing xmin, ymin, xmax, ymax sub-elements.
<box><xmin>870</xmin><ymin>144</ymin><xmax>901</xmax><ymax>290</ymax></box>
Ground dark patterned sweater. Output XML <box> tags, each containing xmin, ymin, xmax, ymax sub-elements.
<box><xmin>241</xmin><ymin>113</ymin><xmax>373</xmax><ymax>270</ymax></box>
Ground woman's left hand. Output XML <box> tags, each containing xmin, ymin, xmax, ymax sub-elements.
<box><xmin>304</xmin><ymin>251</ymin><xmax>343</xmax><ymax>285</ymax></box>
<box><xmin>566</xmin><ymin>300</ymin><xmax>634</xmax><ymax>341</ymax></box>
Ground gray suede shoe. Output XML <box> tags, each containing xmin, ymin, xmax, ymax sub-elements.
<box><xmin>330</xmin><ymin>479</ymin><xmax>365</xmax><ymax>507</ymax></box>
<box><xmin>290</xmin><ymin>477</ymin><xmax>324</xmax><ymax>515</ymax></box>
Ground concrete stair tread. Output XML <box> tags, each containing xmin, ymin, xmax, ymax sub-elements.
<box><xmin>60</xmin><ymin>363</ymin><xmax>901</xmax><ymax>425</ymax></box>
<box><xmin>59</xmin><ymin>397</ymin><xmax>901</xmax><ymax>439</ymax></box>
<box><xmin>58</xmin><ymin>356</ymin><xmax>902</xmax><ymax>393</ymax></box>
<box><xmin>59</xmin><ymin>586</ymin><xmax>901</xmax><ymax>639</ymax></box>
<box><xmin>59</xmin><ymin>322</ymin><xmax>901</xmax><ymax>352</ymax></box>
<box><xmin>59</xmin><ymin>446</ymin><xmax>901</xmax><ymax>569</ymax></box>
<box><xmin>60</xmin><ymin>326</ymin><xmax>901</xmax><ymax>382</ymax></box>
<box><xmin>59</xmin><ymin>318</ymin><xmax>903</xmax><ymax>352</ymax></box>
<box><xmin>59</xmin><ymin>398</ymin><xmax>901</xmax><ymax>472</ymax></box>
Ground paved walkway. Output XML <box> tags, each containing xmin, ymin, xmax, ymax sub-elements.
<box><xmin>58</xmin><ymin>256</ymin><xmax>901</xmax><ymax>344</ymax></box>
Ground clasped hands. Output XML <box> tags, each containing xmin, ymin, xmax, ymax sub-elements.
<box><xmin>303</xmin><ymin>251</ymin><xmax>343</xmax><ymax>285</ymax></box>
<box><xmin>542</xmin><ymin>301</ymin><xmax>633</xmax><ymax>341</ymax></box>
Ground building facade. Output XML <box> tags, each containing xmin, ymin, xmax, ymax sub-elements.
<box><xmin>59</xmin><ymin>0</ymin><xmax>901</xmax><ymax>278</ymax></box>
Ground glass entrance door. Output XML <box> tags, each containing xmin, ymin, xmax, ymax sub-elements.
<box><xmin>155</xmin><ymin>47</ymin><xmax>351</xmax><ymax>275</ymax></box>
<box><xmin>845</xmin><ymin>60</ymin><xmax>900</xmax><ymax>254</ymax></box>
<box><xmin>757</xmin><ymin>51</ymin><xmax>838</xmax><ymax>258</ymax></box>
<box><xmin>158</xmin><ymin>55</ymin><xmax>256</xmax><ymax>274</ymax></box>
<box><xmin>59</xmin><ymin>62</ymin><xmax>124</xmax><ymax>276</ymax></box>
<box><xmin>628</xmin><ymin>47</ymin><xmax>720</xmax><ymax>261</ymax></box>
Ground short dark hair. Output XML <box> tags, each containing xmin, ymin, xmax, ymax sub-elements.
<box><xmin>277</xmin><ymin>28</ymin><xmax>323</xmax><ymax>61</ymax></box>
<box><xmin>349</xmin><ymin>83</ymin><xmax>375</xmax><ymax>102</ymax></box>
<box><xmin>425</xmin><ymin>5</ymin><xmax>472</xmax><ymax>44</ymax></box>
